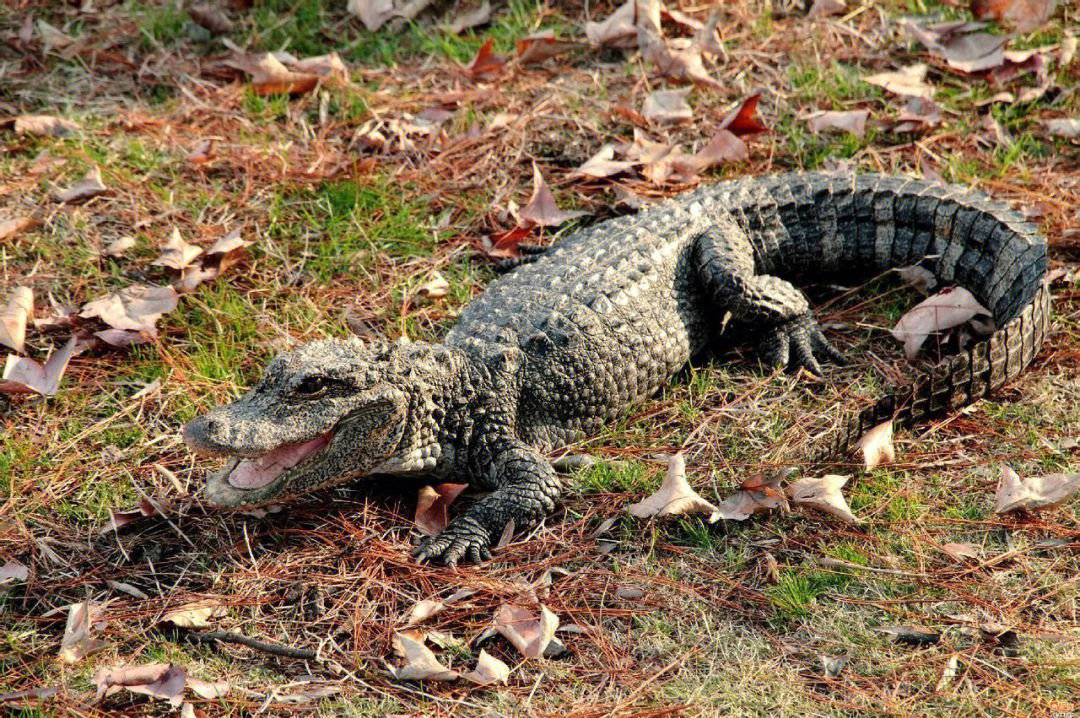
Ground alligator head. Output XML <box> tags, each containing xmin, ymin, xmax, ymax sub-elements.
<box><xmin>183</xmin><ymin>336</ymin><xmax>454</xmax><ymax>507</ymax></box>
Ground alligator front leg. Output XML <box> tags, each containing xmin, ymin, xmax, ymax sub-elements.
<box><xmin>693</xmin><ymin>216</ymin><xmax>845</xmax><ymax>375</ymax></box>
<box><xmin>415</xmin><ymin>437</ymin><xmax>561</xmax><ymax>567</ymax></box>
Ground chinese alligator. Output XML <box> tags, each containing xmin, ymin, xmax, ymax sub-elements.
<box><xmin>183</xmin><ymin>172</ymin><xmax>1050</xmax><ymax>566</ymax></box>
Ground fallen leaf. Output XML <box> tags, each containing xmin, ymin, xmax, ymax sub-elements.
<box><xmin>414</xmin><ymin>272</ymin><xmax>450</xmax><ymax>301</ymax></box>
<box><xmin>807</xmin><ymin>109</ymin><xmax>868</xmax><ymax>138</ymax></box>
<box><xmin>1046</xmin><ymin>118</ymin><xmax>1080</xmax><ymax>138</ymax></box>
<box><xmin>94</xmin><ymin>329</ymin><xmax>155</xmax><ymax>347</ymax></box>
<box><xmin>0</xmin><ymin>217</ymin><xmax>38</xmax><ymax>242</ymax></box>
<box><xmin>584</xmin><ymin>0</ymin><xmax>661</xmax><ymax>49</ymax></box>
<box><xmin>627</xmin><ymin>453</ymin><xmax>720</xmax><ymax>521</ymax></box>
<box><xmin>415</xmin><ymin>483</ymin><xmax>468</xmax><ymax>536</ymax></box>
<box><xmin>224</xmin><ymin>52</ymin><xmax>318</xmax><ymax>95</ymax></box>
<box><xmin>516</xmin><ymin>31</ymin><xmax>580</xmax><ymax>64</ymax></box>
<box><xmin>993</xmin><ymin>465</ymin><xmax>1080</xmax><ymax>514</ymax></box>
<box><xmin>902</xmin><ymin>20</ymin><xmax>1008</xmax><ymax>73</ymax></box>
<box><xmin>276</xmin><ymin>684</ymin><xmax>341</xmax><ymax>703</ymax></box>
<box><xmin>719</xmin><ymin>92</ymin><xmax>768</xmax><ymax>136</ymax></box>
<box><xmin>189</xmin><ymin>4</ymin><xmax>235</xmax><ymax>33</ymax></box>
<box><xmin>206</xmin><ymin>228</ymin><xmax>250</xmax><ymax>259</ymax></box>
<box><xmin>0</xmin><ymin>287</ymin><xmax>33</xmax><ymax>354</ymax></box>
<box><xmin>13</xmin><ymin>115</ymin><xmax>79</xmax><ymax>137</ymax></box>
<box><xmin>520</xmin><ymin>162</ymin><xmax>588</xmax><ymax>228</ymax></box>
<box><xmin>808</xmin><ymin>0</ymin><xmax>846</xmax><ymax>17</ymax></box>
<box><xmin>661</xmin><ymin>6</ymin><xmax>704</xmax><ymax>32</ymax></box>
<box><xmin>785</xmin><ymin>474</ymin><xmax>859</xmax><ymax>523</ymax></box>
<box><xmin>390</xmin><ymin>633</ymin><xmax>459</xmax><ymax>681</ymax></box>
<box><xmin>0</xmin><ymin>336</ymin><xmax>77</xmax><ymax>396</ymax></box>
<box><xmin>875</xmin><ymin>625</ymin><xmax>941</xmax><ymax>645</ymax></box>
<box><xmin>461</xmin><ymin>649</ymin><xmax>510</xmax><ymax>685</ymax></box>
<box><xmin>642</xmin><ymin>88</ymin><xmax>693</xmax><ymax>123</ymax></box>
<box><xmin>493</xmin><ymin>604</ymin><xmax>559</xmax><ymax>659</ymax></box>
<box><xmin>186</xmin><ymin>677</ymin><xmax>229</xmax><ymax>700</ymax></box>
<box><xmin>93</xmin><ymin>663</ymin><xmax>187</xmax><ymax>706</ymax></box>
<box><xmin>348</xmin><ymin>0</ymin><xmax>395</xmax><ymax>30</ymax></box>
<box><xmin>287</xmin><ymin>52</ymin><xmax>351</xmax><ymax>86</ymax></box>
<box><xmin>971</xmin><ymin>0</ymin><xmax>1059</xmax><ymax>33</ymax></box>
<box><xmin>890</xmin><ymin>96</ymin><xmax>943</xmax><ymax>134</ymax></box>
<box><xmin>36</xmin><ymin>20</ymin><xmax>75</xmax><ymax>51</ymax></box>
<box><xmin>0</xmin><ymin>686</ymin><xmax>59</xmax><ymax>703</ymax></box>
<box><xmin>465</xmin><ymin>38</ymin><xmax>505</xmax><ymax>81</ymax></box>
<box><xmin>153</xmin><ymin>228</ymin><xmax>203</xmax><ymax>271</ymax></box>
<box><xmin>1060</xmin><ymin>33</ymin><xmax>1077</xmax><ymax>68</ymax></box>
<box><xmin>106</xmin><ymin>580</ymin><xmax>149</xmax><ymax>599</ymax></box>
<box><xmin>80</xmin><ymin>284</ymin><xmax>179</xmax><ymax>334</ymax></box>
<box><xmin>895</xmin><ymin>264</ymin><xmax>938</xmax><ymax>294</ymax></box>
<box><xmin>641</xmin><ymin>33</ymin><xmax>721</xmax><ymax>88</ymax></box>
<box><xmin>494</xmin><ymin>518</ymin><xmax>516</xmax><ymax>549</ymax></box>
<box><xmin>104</xmin><ymin>236</ymin><xmax>136</xmax><ymax>258</ymax></box>
<box><xmin>864</xmin><ymin>64</ymin><xmax>935</xmax><ymax>99</ymax></box>
<box><xmin>404</xmin><ymin>599</ymin><xmax>445</xmax><ymax>626</ymax></box>
<box><xmin>856</xmin><ymin>420</ymin><xmax>895</xmax><ymax>470</ymax></box>
<box><xmin>572</xmin><ymin>144</ymin><xmax>635</xmax><ymax>179</ymax></box>
<box><xmin>714</xmin><ymin>470</ymin><xmax>788</xmax><ymax>520</ymax></box>
<box><xmin>941</xmin><ymin>542</ymin><xmax>981</xmax><ymax>562</ymax></box>
<box><xmin>890</xmin><ymin>286</ymin><xmax>991</xmax><ymax>359</ymax></box>
<box><xmin>615</xmin><ymin>585</ymin><xmax>645</xmax><ymax>599</ymax></box>
<box><xmin>53</xmin><ymin>166</ymin><xmax>107</xmax><ymax>203</ymax></box>
<box><xmin>448</xmin><ymin>1</ymin><xmax>492</xmax><ymax>34</ymax></box>
<box><xmin>668</xmin><ymin>129</ymin><xmax>747</xmax><ymax>182</ymax></box>
<box><xmin>59</xmin><ymin>601</ymin><xmax>105</xmax><ymax>663</ymax></box>
<box><xmin>0</xmin><ymin>560</ymin><xmax>29</xmax><ymax>584</ymax></box>
<box><xmin>162</xmin><ymin>604</ymin><xmax>226</xmax><ymax>628</ymax></box>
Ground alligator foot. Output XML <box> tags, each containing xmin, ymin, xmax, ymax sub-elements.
<box><xmin>758</xmin><ymin>313</ymin><xmax>846</xmax><ymax>376</ymax></box>
<box><xmin>414</xmin><ymin>515</ymin><xmax>493</xmax><ymax>568</ymax></box>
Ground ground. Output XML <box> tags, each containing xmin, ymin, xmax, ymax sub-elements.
<box><xmin>1</xmin><ymin>0</ymin><xmax>1079</xmax><ymax>716</ymax></box>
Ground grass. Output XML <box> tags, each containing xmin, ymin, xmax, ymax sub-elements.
<box><xmin>1</xmin><ymin>0</ymin><xmax>1079</xmax><ymax>715</ymax></box>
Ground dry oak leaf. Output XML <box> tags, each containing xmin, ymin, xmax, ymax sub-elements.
<box><xmin>390</xmin><ymin>633</ymin><xmax>460</xmax><ymax>681</ymax></box>
<box><xmin>714</xmin><ymin>470</ymin><xmax>788</xmax><ymax>521</ymax></box>
<box><xmin>414</xmin><ymin>272</ymin><xmax>450</xmax><ymax>302</ymax></box>
<box><xmin>642</xmin><ymin>88</ymin><xmax>693</xmax><ymax>123</ymax></box>
<box><xmin>461</xmin><ymin>649</ymin><xmax>511</xmax><ymax>686</ymax></box>
<box><xmin>901</xmin><ymin>20</ymin><xmax>1008</xmax><ymax>74</ymax></box>
<box><xmin>53</xmin><ymin>166</ymin><xmax>107</xmax><ymax>203</ymax></box>
<box><xmin>415</xmin><ymin>482</ymin><xmax>468</xmax><ymax>536</ymax></box>
<box><xmin>13</xmin><ymin>115</ymin><xmax>79</xmax><ymax>137</ymax></box>
<box><xmin>993</xmin><ymin>465</ymin><xmax>1080</xmax><ymax>514</ymax></box>
<box><xmin>59</xmin><ymin>601</ymin><xmax>106</xmax><ymax>664</ymax></box>
<box><xmin>0</xmin><ymin>287</ymin><xmax>33</xmax><ymax>354</ymax></box>
<box><xmin>153</xmin><ymin>228</ymin><xmax>203</xmax><ymax>271</ymax></box>
<box><xmin>162</xmin><ymin>604</ymin><xmax>226</xmax><ymax>628</ymax></box>
<box><xmin>80</xmin><ymin>284</ymin><xmax>178</xmax><ymax>334</ymax></box>
<box><xmin>856</xmin><ymin>420</ymin><xmax>895</xmax><ymax>470</ymax></box>
<box><xmin>672</xmin><ymin>129</ymin><xmax>747</xmax><ymax>180</ymax></box>
<box><xmin>864</xmin><ymin>64</ymin><xmax>935</xmax><ymax>100</ymax></box>
<box><xmin>719</xmin><ymin>92</ymin><xmax>768</xmax><ymax>136</ymax></box>
<box><xmin>224</xmin><ymin>52</ymin><xmax>318</xmax><ymax>95</ymax></box>
<box><xmin>641</xmin><ymin>33</ymin><xmax>721</xmax><ymax>88</ymax></box>
<box><xmin>971</xmin><ymin>0</ymin><xmax>1059</xmax><ymax>34</ymax></box>
<box><xmin>572</xmin><ymin>144</ymin><xmax>634</xmax><ymax>179</ymax></box>
<box><xmin>584</xmin><ymin>0</ymin><xmax>661</xmax><ymax>49</ymax></box>
<box><xmin>520</xmin><ymin>162</ymin><xmax>588</xmax><ymax>228</ymax></box>
<box><xmin>189</xmin><ymin>3</ymin><xmax>235</xmax><ymax>34</ymax></box>
<box><xmin>0</xmin><ymin>217</ymin><xmax>39</xmax><ymax>242</ymax></box>
<box><xmin>0</xmin><ymin>559</ymin><xmax>30</xmax><ymax>584</ymax></box>
<box><xmin>404</xmin><ymin>598</ymin><xmax>445</xmax><ymax>626</ymax></box>
<box><xmin>890</xmin><ymin>286</ymin><xmax>991</xmax><ymax>360</ymax></box>
<box><xmin>348</xmin><ymin>0</ymin><xmax>395</xmax><ymax>30</ymax></box>
<box><xmin>493</xmin><ymin>603</ymin><xmax>559</xmax><ymax>659</ymax></box>
<box><xmin>516</xmin><ymin>31</ymin><xmax>581</xmax><ymax>64</ymax></box>
<box><xmin>0</xmin><ymin>335</ymin><xmax>77</xmax><ymax>396</ymax></box>
<box><xmin>941</xmin><ymin>542</ymin><xmax>981</xmax><ymax>562</ymax></box>
<box><xmin>785</xmin><ymin>474</ymin><xmax>860</xmax><ymax>524</ymax></box>
<box><xmin>628</xmin><ymin>453</ymin><xmax>720</xmax><ymax>521</ymax></box>
<box><xmin>104</xmin><ymin>236</ymin><xmax>136</xmax><ymax>258</ymax></box>
<box><xmin>807</xmin><ymin>109</ymin><xmax>868</xmax><ymax>138</ymax></box>
<box><xmin>465</xmin><ymin>38</ymin><xmax>505</xmax><ymax>81</ymax></box>
<box><xmin>94</xmin><ymin>663</ymin><xmax>187</xmax><ymax>706</ymax></box>
<box><xmin>896</xmin><ymin>264</ymin><xmax>938</xmax><ymax>295</ymax></box>
<box><xmin>286</xmin><ymin>52</ymin><xmax>352</xmax><ymax>87</ymax></box>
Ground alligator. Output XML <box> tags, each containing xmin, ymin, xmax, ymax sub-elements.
<box><xmin>183</xmin><ymin>172</ymin><xmax>1050</xmax><ymax>566</ymax></box>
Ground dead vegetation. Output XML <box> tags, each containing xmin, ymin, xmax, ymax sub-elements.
<box><xmin>1</xmin><ymin>0</ymin><xmax>1079</xmax><ymax>715</ymax></box>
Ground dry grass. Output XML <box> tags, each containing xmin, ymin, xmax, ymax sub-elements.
<box><xmin>1</xmin><ymin>0</ymin><xmax>1079</xmax><ymax>715</ymax></box>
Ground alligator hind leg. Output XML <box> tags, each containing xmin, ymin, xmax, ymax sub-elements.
<box><xmin>693</xmin><ymin>216</ymin><xmax>845</xmax><ymax>375</ymax></box>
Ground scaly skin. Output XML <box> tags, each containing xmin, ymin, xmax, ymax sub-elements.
<box><xmin>184</xmin><ymin>172</ymin><xmax>1049</xmax><ymax>566</ymax></box>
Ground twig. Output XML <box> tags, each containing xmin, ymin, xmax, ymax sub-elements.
<box><xmin>187</xmin><ymin>630</ymin><xmax>317</xmax><ymax>660</ymax></box>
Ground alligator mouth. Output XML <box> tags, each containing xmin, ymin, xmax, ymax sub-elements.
<box><xmin>203</xmin><ymin>431</ymin><xmax>334</xmax><ymax>506</ymax></box>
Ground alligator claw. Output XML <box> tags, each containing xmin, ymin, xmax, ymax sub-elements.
<box><xmin>414</xmin><ymin>516</ymin><xmax>492</xmax><ymax>567</ymax></box>
<box><xmin>759</xmin><ymin>314</ymin><xmax>845</xmax><ymax>376</ymax></box>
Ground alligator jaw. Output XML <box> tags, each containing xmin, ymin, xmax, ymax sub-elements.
<box><xmin>203</xmin><ymin>431</ymin><xmax>333</xmax><ymax>507</ymax></box>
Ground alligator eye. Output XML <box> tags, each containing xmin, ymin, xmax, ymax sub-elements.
<box><xmin>295</xmin><ymin>376</ymin><xmax>330</xmax><ymax>396</ymax></box>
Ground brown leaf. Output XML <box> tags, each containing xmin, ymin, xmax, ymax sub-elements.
<box><xmin>466</xmin><ymin>38</ymin><xmax>505</xmax><ymax>81</ymax></box>
<box><xmin>941</xmin><ymin>542</ymin><xmax>981</xmax><ymax>562</ymax></box>
<box><xmin>206</xmin><ymin>228</ymin><xmax>250</xmax><ymax>259</ymax></box>
<box><xmin>347</xmin><ymin>0</ymin><xmax>395</xmax><ymax>31</ymax></box>
<box><xmin>390</xmin><ymin>633</ymin><xmax>459</xmax><ymax>681</ymax></box>
<box><xmin>572</xmin><ymin>144</ymin><xmax>635</xmax><ymax>179</ymax></box>
<box><xmin>855</xmin><ymin>420</ymin><xmax>895</xmax><ymax>470</ymax></box>
<box><xmin>864</xmin><ymin>64</ymin><xmax>935</xmax><ymax>99</ymax></box>
<box><xmin>641</xmin><ymin>33</ymin><xmax>721</xmax><ymax>88</ymax></box>
<box><xmin>224</xmin><ymin>53</ymin><xmax>318</xmax><ymax>95</ymax></box>
<box><xmin>162</xmin><ymin>604</ymin><xmax>226</xmax><ymax>628</ymax></box>
<box><xmin>993</xmin><ymin>465</ymin><xmax>1080</xmax><ymax>514</ymax></box>
<box><xmin>461</xmin><ymin>649</ymin><xmax>510</xmax><ymax>685</ymax></box>
<box><xmin>807</xmin><ymin>109</ymin><xmax>868</xmax><ymax>138</ymax></box>
<box><xmin>584</xmin><ymin>0</ymin><xmax>661</xmax><ymax>49</ymax></box>
<box><xmin>890</xmin><ymin>286</ymin><xmax>991</xmax><ymax>359</ymax></box>
<box><xmin>404</xmin><ymin>598</ymin><xmax>445</xmax><ymax>626</ymax></box>
<box><xmin>53</xmin><ymin>166</ymin><xmax>107</xmax><ymax>203</ymax></box>
<box><xmin>668</xmin><ymin>129</ymin><xmax>747</xmax><ymax>182</ymax></box>
<box><xmin>0</xmin><ymin>217</ymin><xmax>39</xmax><ymax>242</ymax></box>
<box><xmin>520</xmin><ymin>162</ymin><xmax>588</xmax><ymax>227</ymax></box>
<box><xmin>902</xmin><ymin>20</ymin><xmax>1008</xmax><ymax>73</ymax></box>
<box><xmin>493</xmin><ymin>603</ymin><xmax>559</xmax><ymax>659</ymax></box>
<box><xmin>59</xmin><ymin>601</ymin><xmax>105</xmax><ymax>664</ymax></box>
<box><xmin>0</xmin><ymin>559</ymin><xmax>29</xmax><ymax>584</ymax></box>
<box><xmin>714</xmin><ymin>470</ymin><xmax>787</xmax><ymax>521</ymax></box>
<box><xmin>186</xmin><ymin>677</ymin><xmax>230</xmax><ymax>700</ymax></box>
<box><xmin>1046</xmin><ymin>118</ymin><xmax>1080</xmax><ymax>138</ymax></box>
<box><xmin>80</xmin><ymin>284</ymin><xmax>179</xmax><ymax>334</ymax></box>
<box><xmin>189</xmin><ymin>4</ymin><xmax>235</xmax><ymax>33</ymax></box>
<box><xmin>14</xmin><ymin>115</ymin><xmax>79</xmax><ymax>137</ymax></box>
<box><xmin>0</xmin><ymin>336</ymin><xmax>77</xmax><ymax>396</ymax></box>
<box><xmin>36</xmin><ymin>20</ymin><xmax>75</xmax><ymax>51</ymax></box>
<box><xmin>785</xmin><ymin>474</ymin><xmax>859</xmax><ymax>523</ymax></box>
<box><xmin>448</xmin><ymin>1</ymin><xmax>492</xmax><ymax>34</ymax></box>
<box><xmin>93</xmin><ymin>663</ymin><xmax>187</xmax><ymax>706</ymax></box>
<box><xmin>516</xmin><ymin>31</ymin><xmax>581</xmax><ymax>64</ymax></box>
<box><xmin>807</xmin><ymin>0</ymin><xmax>846</xmax><ymax>17</ymax></box>
<box><xmin>895</xmin><ymin>265</ymin><xmax>938</xmax><ymax>294</ymax></box>
<box><xmin>719</xmin><ymin>92</ymin><xmax>767</xmax><ymax>135</ymax></box>
<box><xmin>0</xmin><ymin>287</ymin><xmax>33</xmax><ymax>354</ymax></box>
<box><xmin>104</xmin><ymin>236</ymin><xmax>136</xmax><ymax>258</ymax></box>
<box><xmin>971</xmin><ymin>0</ymin><xmax>1059</xmax><ymax>33</ymax></box>
<box><xmin>153</xmin><ymin>228</ymin><xmax>203</xmax><ymax>271</ymax></box>
<box><xmin>414</xmin><ymin>272</ymin><xmax>450</xmax><ymax>301</ymax></box>
<box><xmin>415</xmin><ymin>482</ymin><xmax>468</xmax><ymax>536</ymax></box>
<box><xmin>95</xmin><ymin>329</ymin><xmax>155</xmax><ymax>347</ymax></box>
<box><xmin>642</xmin><ymin>88</ymin><xmax>692</xmax><ymax>123</ymax></box>
<box><xmin>661</xmin><ymin>6</ymin><xmax>704</xmax><ymax>32</ymax></box>
<box><xmin>627</xmin><ymin>453</ymin><xmax>720</xmax><ymax>520</ymax></box>
<box><xmin>101</xmin><ymin>498</ymin><xmax>163</xmax><ymax>533</ymax></box>
<box><xmin>287</xmin><ymin>52</ymin><xmax>351</xmax><ymax>87</ymax></box>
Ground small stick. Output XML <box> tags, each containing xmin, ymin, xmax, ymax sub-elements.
<box><xmin>188</xmin><ymin>630</ymin><xmax>317</xmax><ymax>660</ymax></box>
